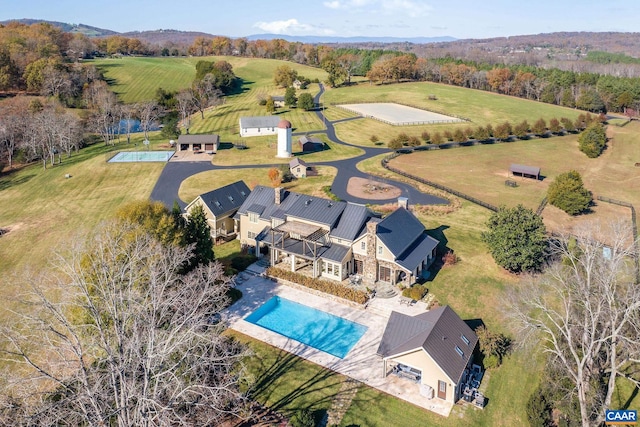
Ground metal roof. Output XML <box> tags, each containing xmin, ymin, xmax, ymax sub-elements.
<box><xmin>395</xmin><ymin>232</ymin><xmax>440</xmax><ymax>272</ymax></box>
<box><xmin>298</xmin><ymin>135</ymin><xmax>322</xmax><ymax>144</ymax></box>
<box><xmin>188</xmin><ymin>181</ymin><xmax>250</xmax><ymax>217</ymax></box>
<box><xmin>510</xmin><ymin>163</ymin><xmax>540</xmax><ymax>176</ymax></box>
<box><xmin>376</xmin><ymin>207</ymin><xmax>426</xmax><ymax>258</ymax></box>
<box><xmin>239</xmin><ymin>116</ymin><xmax>281</xmax><ymax>129</ymax></box>
<box><xmin>289</xmin><ymin>158</ymin><xmax>308</xmax><ymax>169</ymax></box>
<box><xmin>247</xmin><ymin>204</ymin><xmax>266</xmax><ymax>215</ymax></box>
<box><xmin>376</xmin><ymin>306</ymin><xmax>478</xmax><ymax>384</ymax></box>
<box><xmin>177</xmin><ymin>134</ymin><xmax>219</xmax><ymax>144</ymax></box>
<box><xmin>286</xmin><ymin>195</ymin><xmax>346</xmax><ymax>227</ymax></box>
<box><xmin>330</xmin><ymin>203</ymin><xmax>372</xmax><ymax>241</ymax></box>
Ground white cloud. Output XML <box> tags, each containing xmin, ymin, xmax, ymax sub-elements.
<box><xmin>253</xmin><ymin>19</ymin><xmax>335</xmax><ymax>35</ymax></box>
<box><xmin>323</xmin><ymin>1</ymin><xmax>343</xmax><ymax>9</ymax></box>
<box><xmin>323</xmin><ymin>0</ymin><xmax>431</xmax><ymax>18</ymax></box>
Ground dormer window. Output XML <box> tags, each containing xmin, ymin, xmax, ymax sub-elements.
<box><xmin>214</xmin><ymin>201</ymin><xmax>221</xmax><ymax>208</ymax></box>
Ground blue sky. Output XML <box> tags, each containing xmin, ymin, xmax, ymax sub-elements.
<box><xmin>3</xmin><ymin>0</ymin><xmax>638</xmax><ymax>39</ymax></box>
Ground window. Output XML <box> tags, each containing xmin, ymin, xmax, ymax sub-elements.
<box><xmin>247</xmin><ymin>231</ymin><xmax>256</xmax><ymax>239</ymax></box>
<box><xmin>361</xmin><ymin>241</ymin><xmax>365</xmax><ymax>250</ymax></box>
<box><xmin>461</xmin><ymin>334</ymin><xmax>470</xmax><ymax>345</ymax></box>
<box><xmin>249</xmin><ymin>212</ymin><xmax>259</xmax><ymax>223</ymax></box>
<box><xmin>322</xmin><ymin>260</ymin><xmax>340</xmax><ymax>277</ymax></box>
<box><xmin>455</xmin><ymin>346</ymin><xmax>464</xmax><ymax>357</ymax></box>
<box><xmin>378</xmin><ymin>245</ymin><xmax>383</xmax><ymax>255</ymax></box>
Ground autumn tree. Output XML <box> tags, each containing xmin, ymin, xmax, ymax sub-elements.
<box><xmin>268</xmin><ymin>167</ymin><xmax>281</xmax><ymax>186</ymax></box>
<box><xmin>548</xmin><ymin>117</ymin><xmax>562</xmax><ymax>134</ymax></box>
<box><xmin>513</xmin><ymin>120</ymin><xmax>530</xmax><ymax>139</ymax></box>
<box><xmin>265</xmin><ymin>96</ymin><xmax>275</xmax><ymax>113</ymax></box>
<box><xmin>531</xmin><ymin>118</ymin><xmax>547</xmax><ymax>136</ymax></box>
<box><xmin>509</xmin><ymin>221</ymin><xmax>640</xmax><ymax>427</ymax></box>
<box><xmin>0</xmin><ymin>221</ymin><xmax>249</xmax><ymax>426</ymax></box>
<box><xmin>273</xmin><ymin>65</ymin><xmax>298</xmax><ymax>88</ymax></box>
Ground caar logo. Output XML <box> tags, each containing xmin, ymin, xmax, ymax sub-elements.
<box><xmin>605</xmin><ymin>410</ymin><xmax>637</xmax><ymax>425</ymax></box>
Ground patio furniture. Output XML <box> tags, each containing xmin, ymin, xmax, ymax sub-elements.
<box><xmin>399</xmin><ymin>296</ymin><xmax>415</xmax><ymax>306</ymax></box>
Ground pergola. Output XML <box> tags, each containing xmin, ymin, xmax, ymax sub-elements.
<box><xmin>510</xmin><ymin>164</ymin><xmax>540</xmax><ymax>180</ymax></box>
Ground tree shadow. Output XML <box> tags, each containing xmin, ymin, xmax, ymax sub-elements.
<box><xmin>0</xmin><ymin>171</ymin><xmax>35</xmax><ymax>191</ymax></box>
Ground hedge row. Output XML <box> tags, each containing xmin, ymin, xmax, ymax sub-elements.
<box><xmin>266</xmin><ymin>267</ymin><xmax>369</xmax><ymax>305</ymax></box>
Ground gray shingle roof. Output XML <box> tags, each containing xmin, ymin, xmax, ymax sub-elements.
<box><xmin>190</xmin><ymin>181</ymin><xmax>250</xmax><ymax>217</ymax></box>
<box><xmin>298</xmin><ymin>135</ymin><xmax>322</xmax><ymax>144</ymax></box>
<box><xmin>377</xmin><ymin>207</ymin><xmax>425</xmax><ymax>257</ymax></box>
<box><xmin>376</xmin><ymin>306</ymin><xmax>478</xmax><ymax>384</ymax></box>
<box><xmin>289</xmin><ymin>158</ymin><xmax>308</xmax><ymax>169</ymax></box>
<box><xmin>239</xmin><ymin>116</ymin><xmax>280</xmax><ymax>129</ymax></box>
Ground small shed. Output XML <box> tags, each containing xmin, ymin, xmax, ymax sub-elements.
<box><xmin>510</xmin><ymin>164</ymin><xmax>540</xmax><ymax>180</ymax></box>
<box><xmin>290</xmin><ymin>158</ymin><xmax>314</xmax><ymax>178</ymax></box>
<box><xmin>298</xmin><ymin>135</ymin><xmax>324</xmax><ymax>152</ymax></box>
<box><xmin>272</xmin><ymin>96</ymin><xmax>285</xmax><ymax>108</ymax></box>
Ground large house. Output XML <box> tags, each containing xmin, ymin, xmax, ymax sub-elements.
<box><xmin>239</xmin><ymin>116</ymin><xmax>281</xmax><ymax>137</ymax></box>
<box><xmin>376</xmin><ymin>306</ymin><xmax>479</xmax><ymax>404</ymax></box>
<box><xmin>185</xmin><ymin>181</ymin><xmax>251</xmax><ymax>241</ymax></box>
<box><xmin>234</xmin><ymin>186</ymin><xmax>439</xmax><ymax>285</ymax></box>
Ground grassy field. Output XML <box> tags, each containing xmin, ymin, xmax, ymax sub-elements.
<box><xmin>0</xmin><ymin>138</ymin><xmax>165</xmax><ymax>315</ymax></box>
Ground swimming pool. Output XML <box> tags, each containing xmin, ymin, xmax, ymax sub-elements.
<box><xmin>108</xmin><ymin>151</ymin><xmax>174</xmax><ymax>163</ymax></box>
<box><xmin>245</xmin><ymin>296</ymin><xmax>367</xmax><ymax>359</ymax></box>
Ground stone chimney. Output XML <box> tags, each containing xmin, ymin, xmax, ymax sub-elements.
<box><xmin>398</xmin><ymin>196</ymin><xmax>408</xmax><ymax>210</ymax></box>
<box><xmin>363</xmin><ymin>219</ymin><xmax>379</xmax><ymax>284</ymax></box>
<box><xmin>275</xmin><ymin>187</ymin><xmax>282</xmax><ymax>205</ymax></box>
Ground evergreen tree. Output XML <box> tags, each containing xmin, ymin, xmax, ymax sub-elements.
<box><xmin>284</xmin><ymin>87</ymin><xmax>297</xmax><ymax>107</ymax></box>
<box><xmin>297</xmin><ymin>93</ymin><xmax>315</xmax><ymax>111</ymax></box>
<box><xmin>547</xmin><ymin>170</ymin><xmax>592</xmax><ymax>215</ymax></box>
<box><xmin>483</xmin><ymin>205</ymin><xmax>547</xmax><ymax>273</ymax></box>
<box><xmin>578</xmin><ymin>122</ymin><xmax>606</xmax><ymax>158</ymax></box>
<box><xmin>186</xmin><ymin>204</ymin><xmax>214</xmax><ymax>267</ymax></box>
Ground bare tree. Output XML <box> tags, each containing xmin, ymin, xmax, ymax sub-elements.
<box><xmin>84</xmin><ymin>80</ymin><xmax>119</xmax><ymax>146</ymax></box>
<box><xmin>509</xmin><ymin>221</ymin><xmax>640</xmax><ymax>427</ymax></box>
<box><xmin>0</xmin><ymin>96</ymin><xmax>29</xmax><ymax>169</ymax></box>
<box><xmin>192</xmin><ymin>75</ymin><xmax>223</xmax><ymax>120</ymax></box>
<box><xmin>1</xmin><ymin>221</ymin><xmax>250</xmax><ymax>426</ymax></box>
<box><xmin>176</xmin><ymin>89</ymin><xmax>195</xmax><ymax>134</ymax></box>
<box><xmin>137</xmin><ymin>100</ymin><xmax>162</xmax><ymax>142</ymax></box>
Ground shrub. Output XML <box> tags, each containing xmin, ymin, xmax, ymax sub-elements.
<box><xmin>401</xmin><ymin>284</ymin><xmax>428</xmax><ymax>301</ymax></box>
<box><xmin>257</xmin><ymin>96</ymin><xmax>267</xmax><ymax>106</ymax></box>
<box><xmin>452</xmin><ymin>128</ymin><xmax>466</xmax><ymax>143</ymax></box>
<box><xmin>230</xmin><ymin>254</ymin><xmax>257</xmax><ymax>272</ymax></box>
<box><xmin>560</xmin><ymin>117</ymin><xmax>575</xmax><ymax>132</ymax></box>
<box><xmin>578</xmin><ymin>122</ymin><xmax>606</xmax><ymax>158</ymax></box>
<box><xmin>431</xmin><ymin>132</ymin><xmax>444</xmax><ymax>145</ymax></box>
<box><xmin>290</xmin><ymin>408</ymin><xmax>315</xmax><ymax>427</ymax></box>
<box><xmin>420</xmin><ymin>131</ymin><xmax>430</xmax><ymax>142</ymax></box>
<box><xmin>406</xmin><ymin>135</ymin><xmax>421</xmax><ymax>147</ymax></box>
<box><xmin>463</xmin><ymin>126</ymin><xmax>475</xmax><ymax>139</ymax></box>
<box><xmin>493</xmin><ymin>121</ymin><xmax>512</xmax><ymax>141</ymax></box>
<box><xmin>266</xmin><ymin>267</ymin><xmax>369</xmax><ymax>304</ymax></box>
<box><xmin>442</xmin><ymin>250</ymin><xmax>458</xmax><ymax>266</ymax></box>
<box><xmin>369</xmin><ymin>135</ymin><xmax>379</xmax><ymax>144</ymax></box>
<box><xmin>532</xmin><ymin>118</ymin><xmax>547</xmax><ymax>136</ymax></box>
<box><xmin>548</xmin><ymin>117</ymin><xmax>562</xmax><ymax>134</ymax></box>
<box><xmin>443</xmin><ymin>130</ymin><xmax>453</xmax><ymax>141</ymax></box>
<box><xmin>475</xmin><ymin>325</ymin><xmax>511</xmax><ymax>368</ymax></box>
<box><xmin>396</xmin><ymin>132</ymin><xmax>410</xmax><ymax>144</ymax></box>
<box><xmin>526</xmin><ymin>387</ymin><xmax>553</xmax><ymax>427</ymax></box>
<box><xmin>387</xmin><ymin>138</ymin><xmax>403</xmax><ymax>150</ymax></box>
<box><xmin>474</xmin><ymin>126</ymin><xmax>490</xmax><ymax>141</ymax></box>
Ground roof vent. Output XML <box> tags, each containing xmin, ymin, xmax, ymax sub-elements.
<box><xmin>305</xmin><ymin>199</ymin><xmax>312</xmax><ymax>206</ymax></box>
<box><xmin>328</xmin><ymin>202</ymin><xmax>333</xmax><ymax>207</ymax></box>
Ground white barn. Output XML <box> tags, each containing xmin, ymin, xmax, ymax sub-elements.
<box><xmin>239</xmin><ymin>116</ymin><xmax>281</xmax><ymax>137</ymax></box>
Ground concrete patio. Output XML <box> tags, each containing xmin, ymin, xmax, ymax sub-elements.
<box><xmin>225</xmin><ymin>267</ymin><xmax>454</xmax><ymax>417</ymax></box>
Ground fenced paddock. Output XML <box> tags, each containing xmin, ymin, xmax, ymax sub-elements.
<box><xmin>107</xmin><ymin>151</ymin><xmax>175</xmax><ymax>163</ymax></box>
<box><xmin>336</xmin><ymin>103</ymin><xmax>466</xmax><ymax>126</ymax></box>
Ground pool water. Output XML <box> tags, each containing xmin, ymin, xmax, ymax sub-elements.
<box><xmin>108</xmin><ymin>151</ymin><xmax>174</xmax><ymax>163</ymax></box>
<box><xmin>245</xmin><ymin>296</ymin><xmax>367</xmax><ymax>358</ymax></box>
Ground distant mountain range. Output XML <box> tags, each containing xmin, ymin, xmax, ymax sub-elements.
<box><xmin>244</xmin><ymin>34</ymin><xmax>457</xmax><ymax>44</ymax></box>
<box><xmin>1</xmin><ymin>19</ymin><xmax>455</xmax><ymax>44</ymax></box>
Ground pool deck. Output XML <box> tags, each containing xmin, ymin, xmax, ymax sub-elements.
<box><xmin>225</xmin><ymin>265</ymin><xmax>454</xmax><ymax>417</ymax></box>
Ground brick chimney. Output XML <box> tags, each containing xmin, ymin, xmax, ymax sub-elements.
<box><xmin>275</xmin><ymin>187</ymin><xmax>282</xmax><ymax>205</ymax></box>
<box><xmin>398</xmin><ymin>196</ymin><xmax>408</xmax><ymax>209</ymax></box>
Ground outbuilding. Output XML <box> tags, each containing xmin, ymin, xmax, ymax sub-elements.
<box><xmin>510</xmin><ymin>164</ymin><xmax>540</xmax><ymax>180</ymax></box>
<box><xmin>177</xmin><ymin>134</ymin><xmax>219</xmax><ymax>152</ymax></box>
<box><xmin>239</xmin><ymin>116</ymin><xmax>281</xmax><ymax>137</ymax></box>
